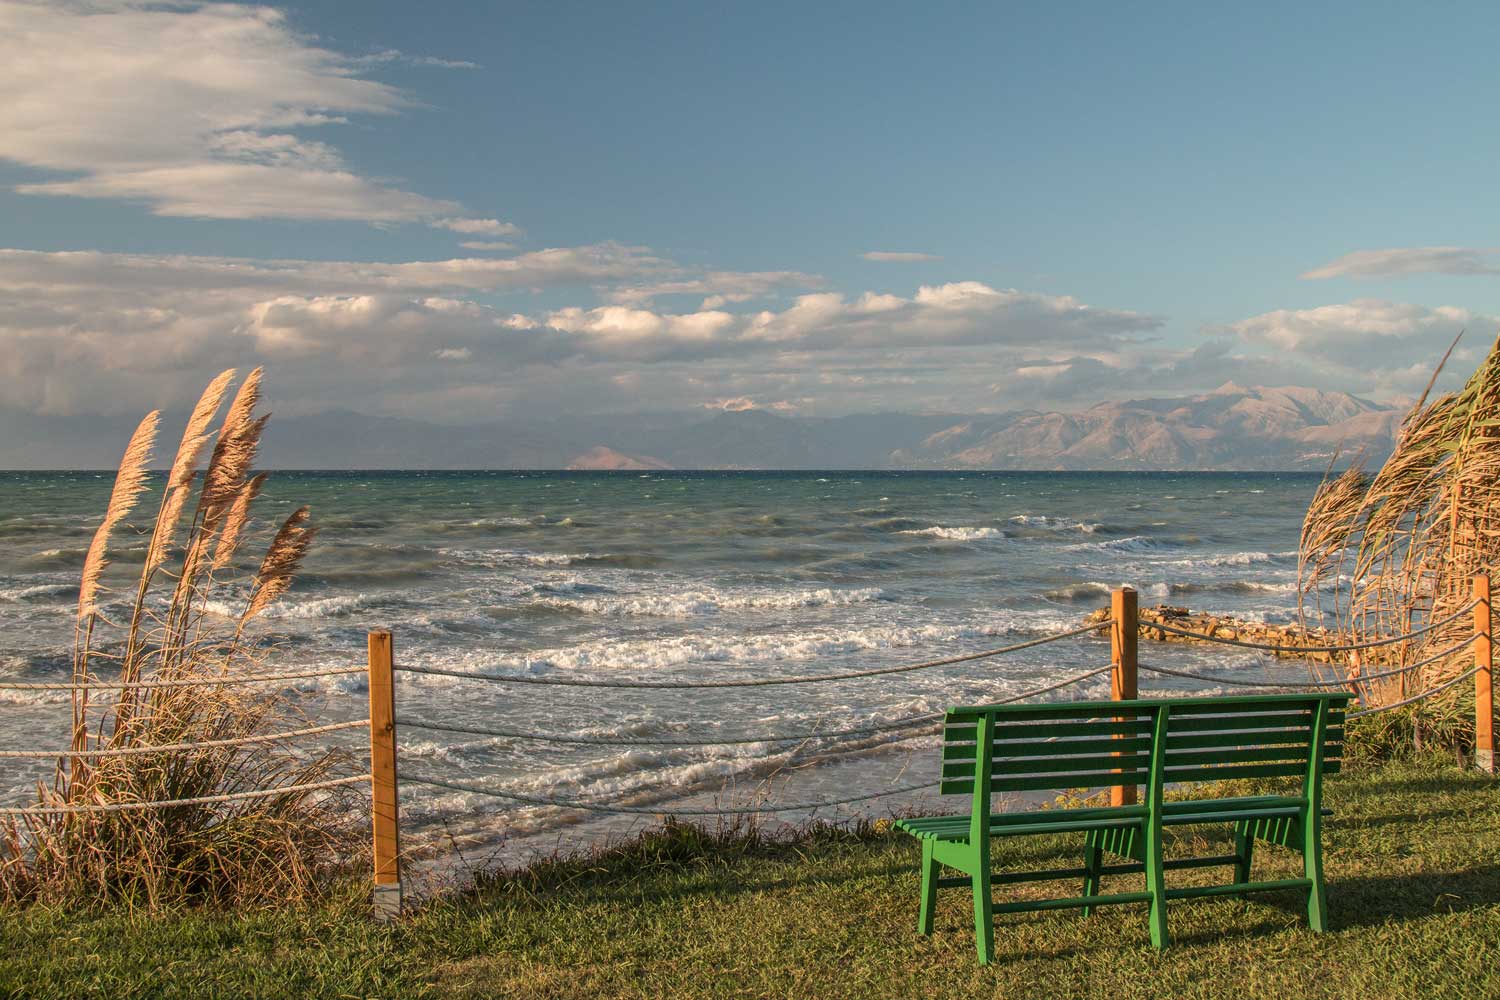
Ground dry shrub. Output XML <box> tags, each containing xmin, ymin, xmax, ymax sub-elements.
<box><xmin>1299</xmin><ymin>332</ymin><xmax>1500</xmax><ymax>726</ymax></box>
<box><xmin>0</xmin><ymin>369</ymin><xmax>359</xmax><ymax>908</ymax></box>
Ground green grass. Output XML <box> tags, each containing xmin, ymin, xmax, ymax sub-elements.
<box><xmin>3</xmin><ymin>757</ymin><xmax>1499</xmax><ymax>999</ymax></box>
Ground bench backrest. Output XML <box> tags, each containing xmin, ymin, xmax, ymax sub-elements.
<box><xmin>940</xmin><ymin>693</ymin><xmax>1351</xmax><ymax>836</ymax></box>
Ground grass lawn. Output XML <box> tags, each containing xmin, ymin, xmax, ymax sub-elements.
<box><xmin>3</xmin><ymin>756</ymin><xmax>1498</xmax><ymax>999</ymax></box>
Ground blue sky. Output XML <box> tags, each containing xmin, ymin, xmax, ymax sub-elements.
<box><xmin>2</xmin><ymin>0</ymin><xmax>1498</xmax><ymax>424</ymax></box>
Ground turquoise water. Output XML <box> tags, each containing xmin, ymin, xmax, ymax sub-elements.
<box><xmin>0</xmin><ymin>471</ymin><xmax>1334</xmax><ymax>856</ymax></box>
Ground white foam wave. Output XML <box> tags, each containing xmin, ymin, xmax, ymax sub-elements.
<box><xmin>0</xmin><ymin>582</ymin><xmax>75</xmax><ymax>602</ymax></box>
<box><xmin>899</xmin><ymin>526</ymin><xmax>1004</xmax><ymax>541</ymax></box>
<box><xmin>1007</xmin><ymin>515</ymin><xmax>1101</xmax><ymax>534</ymax></box>
<box><xmin>1144</xmin><ymin>579</ymin><xmax>1298</xmax><ymax>598</ymax></box>
<box><xmin>1157</xmin><ymin>550</ymin><xmax>1296</xmax><ymax>569</ymax></box>
<box><xmin>202</xmin><ymin>593</ymin><xmax>377</xmax><ymax>620</ymax></box>
<box><xmin>1060</xmin><ymin>535</ymin><xmax>1162</xmax><ymax>554</ymax></box>
<box><xmin>445</xmin><ymin>548</ymin><xmax>584</xmax><ymax>568</ymax></box>
<box><xmin>409</xmin><ymin>611</ymin><xmax>1082</xmax><ymax>679</ymax></box>
<box><xmin>1044</xmin><ymin>581</ymin><xmax>1114</xmax><ymax>601</ymax></box>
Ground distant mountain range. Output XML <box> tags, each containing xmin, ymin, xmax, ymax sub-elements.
<box><xmin>0</xmin><ymin>384</ymin><xmax>1403</xmax><ymax>470</ymax></box>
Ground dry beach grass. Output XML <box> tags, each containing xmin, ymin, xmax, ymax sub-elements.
<box><xmin>0</xmin><ymin>369</ymin><xmax>357</xmax><ymax>908</ymax></box>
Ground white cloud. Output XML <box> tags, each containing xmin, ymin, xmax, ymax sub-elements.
<box><xmin>523</xmin><ymin>282</ymin><xmax>1160</xmax><ymax>363</ymax></box>
<box><xmin>433</xmin><ymin>218</ymin><xmax>523</xmax><ymax>236</ymax></box>
<box><xmin>1302</xmin><ymin>247</ymin><xmax>1500</xmax><ymax>280</ymax></box>
<box><xmin>0</xmin><ymin>249</ymin><xmax>1164</xmax><ymax>417</ymax></box>
<box><xmin>0</xmin><ymin>0</ymin><xmax>464</xmax><ymax>222</ymax></box>
<box><xmin>1208</xmin><ymin>299</ymin><xmax>1489</xmax><ymax>400</ymax></box>
<box><xmin>1229</xmin><ymin>299</ymin><xmax>1472</xmax><ymax>359</ymax></box>
<box><xmin>459</xmin><ymin>241</ymin><xmax>516</xmax><ymax>252</ymax></box>
<box><xmin>860</xmin><ymin>251</ymin><xmax>942</xmax><ymax>262</ymax></box>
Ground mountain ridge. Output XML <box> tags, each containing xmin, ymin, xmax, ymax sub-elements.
<box><xmin>0</xmin><ymin>385</ymin><xmax>1403</xmax><ymax>470</ymax></box>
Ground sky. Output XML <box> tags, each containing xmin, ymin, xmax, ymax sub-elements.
<box><xmin>3</xmin><ymin>0</ymin><xmax>1500</xmax><ymax>430</ymax></box>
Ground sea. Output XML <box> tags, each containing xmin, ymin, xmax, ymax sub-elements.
<box><xmin>0</xmin><ymin>470</ymin><xmax>1335</xmax><ymax>864</ymax></box>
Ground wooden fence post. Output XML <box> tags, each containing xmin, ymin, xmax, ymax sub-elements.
<box><xmin>1111</xmin><ymin>587</ymin><xmax>1139</xmax><ymax>807</ymax></box>
<box><xmin>368</xmin><ymin>629</ymin><xmax>402</xmax><ymax>920</ymax></box>
<box><xmin>1475</xmin><ymin>576</ymin><xmax>1495</xmax><ymax>774</ymax></box>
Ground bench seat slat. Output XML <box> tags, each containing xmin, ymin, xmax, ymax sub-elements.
<box><xmin>896</xmin><ymin>814</ymin><xmax>1147</xmax><ymax>843</ymax></box>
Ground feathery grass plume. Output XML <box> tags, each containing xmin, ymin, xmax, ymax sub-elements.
<box><xmin>5</xmin><ymin>370</ymin><xmax>352</xmax><ymax>909</ymax></box>
<box><xmin>157</xmin><ymin>370</ymin><xmax>269</xmax><ymax>677</ymax></box>
<box><xmin>242</xmin><ymin>507</ymin><xmax>317</xmax><ymax>627</ymax></box>
<box><xmin>144</xmin><ymin>369</ymin><xmax>234</xmax><ymax>574</ymax></box>
<box><xmin>213</xmin><ymin>472</ymin><xmax>267</xmax><ymax>571</ymax></box>
<box><xmin>199</xmin><ymin>367</ymin><xmax>264</xmax><ymax>530</ymax></box>
<box><xmin>71</xmin><ymin>410</ymin><xmax>160</xmax><ymax>762</ymax></box>
<box><xmin>76</xmin><ymin>411</ymin><xmax>160</xmax><ymax>622</ymax></box>
<box><xmin>1298</xmin><ymin>332</ymin><xmax>1500</xmax><ymax>728</ymax></box>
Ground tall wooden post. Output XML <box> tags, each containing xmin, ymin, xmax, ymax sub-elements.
<box><xmin>368</xmin><ymin>630</ymin><xmax>402</xmax><ymax>920</ymax></box>
<box><xmin>1475</xmin><ymin>576</ymin><xmax>1495</xmax><ymax>774</ymax></box>
<box><xmin>1111</xmin><ymin>587</ymin><xmax>1139</xmax><ymax>807</ymax></box>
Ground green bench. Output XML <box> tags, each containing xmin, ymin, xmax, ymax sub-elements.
<box><xmin>894</xmin><ymin>692</ymin><xmax>1351</xmax><ymax>964</ymax></box>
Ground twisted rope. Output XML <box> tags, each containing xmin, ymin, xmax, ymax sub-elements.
<box><xmin>393</xmin><ymin>621</ymin><xmax>1112</xmax><ymax>689</ymax></box>
<box><xmin>0</xmin><ymin>719</ymin><xmax>369</xmax><ymax>759</ymax></box>
<box><xmin>1135</xmin><ymin>635</ymin><xmax>1478</xmax><ymax>691</ymax></box>
<box><xmin>1138</xmin><ymin>602</ymin><xmax>1476</xmax><ymax>654</ymax></box>
<box><xmin>1346</xmin><ymin>665</ymin><xmax>1484</xmax><ymax>719</ymax></box>
<box><xmin>0</xmin><ymin>666</ymin><xmax>364</xmax><ymax>692</ymax></box>
<box><xmin>396</xmin><ymin>665</ymin><xmax>1112</xmax><ymax>747</ymax></box>
<box><xmin>403</xmin><ymin>773</ymin><xmax>940</xmax><ymax>816</ymax></box>
<box><xmin>0</xmin><ymin>775</ymin><xmax>370</xmax><ymax>816</ymax></box>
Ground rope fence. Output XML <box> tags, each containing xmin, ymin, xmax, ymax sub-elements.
<box><xmin>1136</xmin><ymin>634</ymin><xmax>1479</xmax><ymax>691</ymax></box>
<box><xmin>0</xmin><ymin>775</ymin><xmax>371</xmax><ymax>817</ymax></box>
<box><xmin>1136</xmin><ymin>602</ymin><xmax>1476</xmax><ymax>654</ymax></box>
<box><xmin>1347</xmin><ymin>664</ymin><xmax>1485</xmax><ymax>720</ymax></box>
<box><xmin>396</xmin><ymin>665</ymin><xmax>1112</xmax><ymax>748</ymax></box>
<box><xmin>0</xmin><ymin>665</ymin><xmax>365</xmax><ymax>692</ymax></box>
<box><xmin>0</xmin><ymin>719</ymin><xmax>369</xmax><ymax>759</ymax></box>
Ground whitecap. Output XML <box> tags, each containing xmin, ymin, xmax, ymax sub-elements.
<box><xmin>898</xmin><ymin>526</ymin><xmax>1004</xmax><ymax>541</ymax></box>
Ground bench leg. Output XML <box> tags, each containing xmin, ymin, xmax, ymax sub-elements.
<box><xmin>1080</xmin><ymin>832</ymin><xmax>1103</xmax><ymax>917</ymax></box>
<box><xmin>1145</xmin><ymin>822</ymin><xmax>1170</xmax><ymax>949</ymax></box>
<box><xmin>972</xmin><ymin>863</ymin><xmax>994</xmax><ymax>965</ymax></box>
<box><xmin>1233</xmin><ymin>822</ymin><xmax>1255</xmax><ymax>892</ymax></box>
<box><xmin>1304</xmin><ymin>820</ymin><xmax>1328</xmax><ymax>933</ymax></box>
<box><xmin>917</xmin><ymin>839</ymin><xmax>939</xmax><ymax>936</ymax></box>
